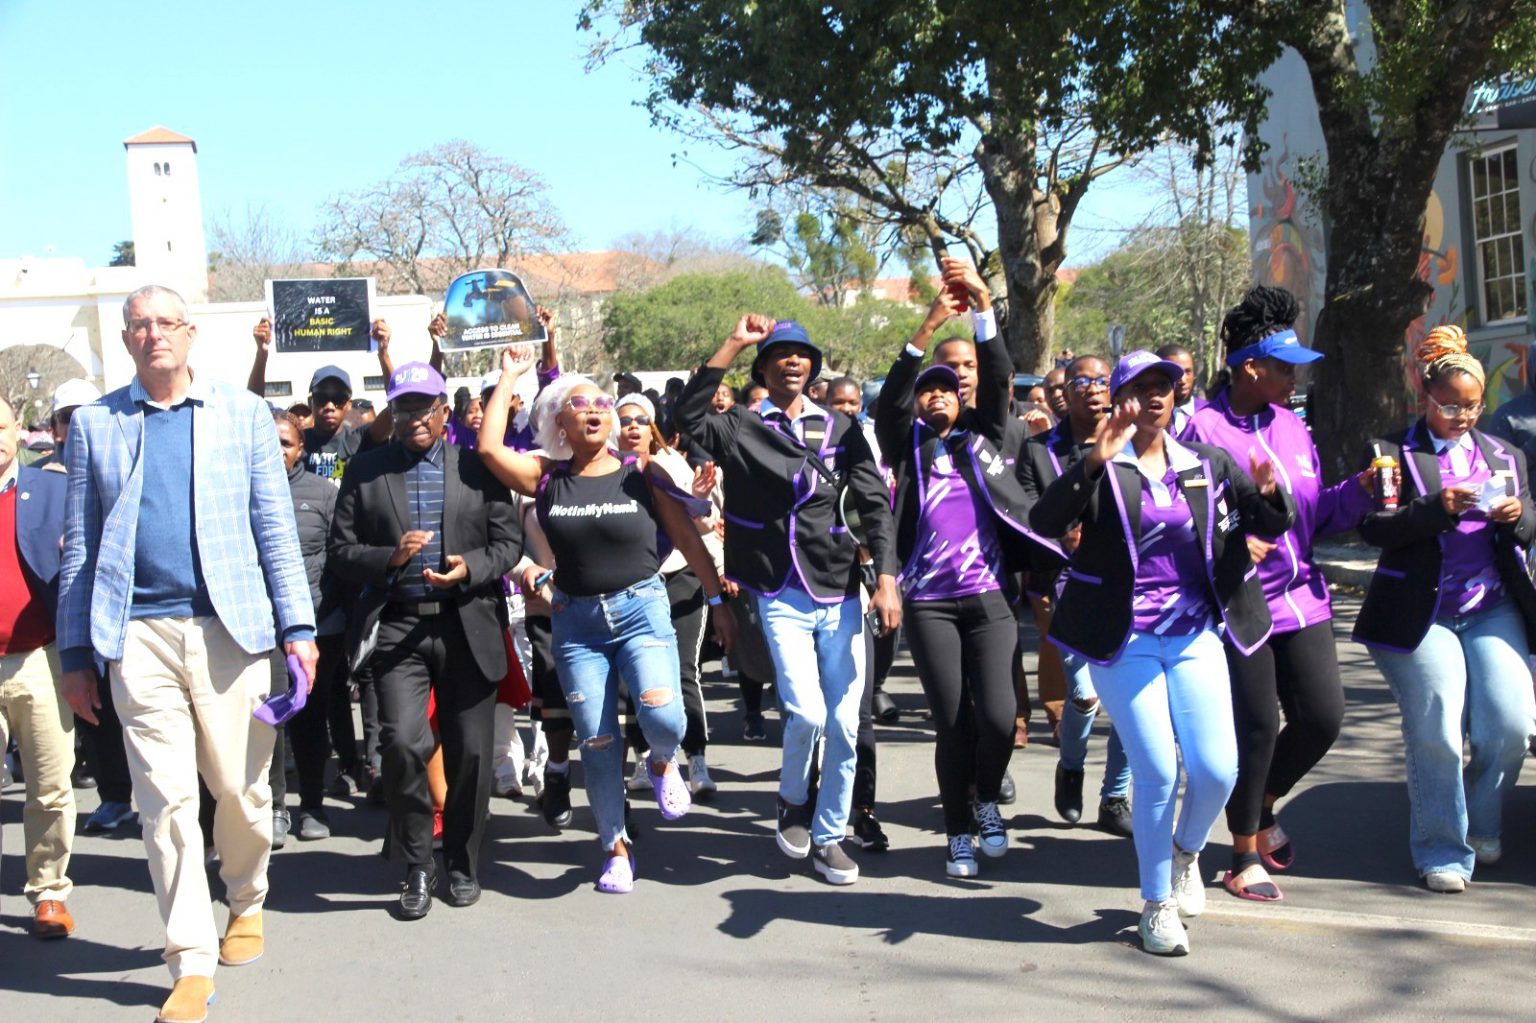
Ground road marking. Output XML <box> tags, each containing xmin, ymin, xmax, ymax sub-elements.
<box><xmin>1202</xmin><ymin>900</ymin><xmax>1536</xmax><ymax>946</ymax></box>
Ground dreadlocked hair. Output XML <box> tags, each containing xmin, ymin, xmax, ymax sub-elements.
<box><xmin>1212</xmin><ymin>285</ymin><xmax>1301</xmax><ymax>393</ymax></box>
<box><xmin>1416</xmin><ymin>325</ymin><xmax>1485</xmax><ymax>390</ymax></box>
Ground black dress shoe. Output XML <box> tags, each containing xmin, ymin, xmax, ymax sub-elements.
<box><xmin>998</xmin><ymin>770</ymin><xmax>1017</xmax><ymax>806</ymax></box>
<box><xmin>540</xmin><ymin>770</ymin><xmax>574</xmax><ymax>828</ymax></box>
<box><xmin>872</xmin><ymin>688</ymin><xmax>899</xmax><ymax>724</ymax></box>
<box><xmin>445</xmin><ymin>873</ymin><xmax>480</xmax><ymax>908</ymax></box>
<box><xmin>1098</xmin><ymin>796</ymin><xmax>1134</xmax><ymax>838</ymax></box>
<box><xmin>398</xmin><ymin>864</ymin><xmax>438</xmax><ymax>920</ymax></box>
<box><xmin>1054</xmin><ymin>764</ymin><xmax>1085</xmax><ymax>824</ymax></box>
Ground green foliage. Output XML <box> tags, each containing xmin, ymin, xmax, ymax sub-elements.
<box><xmin>109</xmin><ymin>240</ymin><xmax>135</xmax><ymax>267</ymax></box>
<box><xmin>600</xmin><ymin>266</ymin><xmax>957</xmax><ymax>385</ymax></box>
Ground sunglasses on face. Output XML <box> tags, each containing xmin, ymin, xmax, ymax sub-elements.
<box><xmin>392</xmin><ymin>400</ymin><xmax>444</xmax><ymax>422</ymax></box>
<box><xmin>566</xmin><ymin>394</ymin><xmax>615</xmax><ymax>412</ymax></box>
<box><xmin>311</xmin><ymin>391</ymin><xmax>350</xmax><ymax>409</ymax></box>
<box><xmin>618</xmin><ymin>415</ymin><xmax>651</xmax><ymax>427</ymax></box>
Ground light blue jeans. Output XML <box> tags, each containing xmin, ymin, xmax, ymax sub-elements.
<box><xmin>1057</xmin><ymin>648</ymin><xmax>1132</xmax><ymax>799</ymax></box>
<box><xmin>1090</xmin><ymin>628</ymin><xmax>1238</xmax><ymax>902</ymax></box>
<box><xmin>757</xmin><ymin>586</ymin><xmax>866</xmax><ymax>847</ymax></box>
<box><xmin>551</xmin><ymin>575</ymin><xmax>684</xmax><ymax>849</ymax></box>
<box><xmin>1370</xmin><ymin>600</ymin><xmax>1536</xmax><ymax>879</ymax></box>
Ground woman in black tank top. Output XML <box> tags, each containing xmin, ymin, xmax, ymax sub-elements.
<box><xmin>479</xmin><ymin>349</ymin><xmax>735</xmax><ymax>894</ymax></box>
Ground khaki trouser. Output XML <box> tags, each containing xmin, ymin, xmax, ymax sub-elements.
<box><xmin>1030</xmin><ymin>595</ymin><xmax>1067</xmax><ymax>730</ymax></box>
<box><xmin>0</xmin><ymin>643</ymin><xmax>75</xmax><ymax>903</ymax></box>
<box><xmin>111</xmin><ymin>617</ymin><xmax>274</xmax><ymax>980</ymax></box>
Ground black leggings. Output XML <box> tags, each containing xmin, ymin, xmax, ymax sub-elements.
<box><xmin>1224</xmin><ymin>620</ymin><xmax>1345</xmax><ymax>836</ymax></box>
<box><xmin>905</xmin><ymin>589</ymin><xmax>1018</xmax><ymax>836</ymax></box>
<box><xmin>667</xmin><ymin>570</ymin><xmax>710</xmax><ymax>756</ymax></box>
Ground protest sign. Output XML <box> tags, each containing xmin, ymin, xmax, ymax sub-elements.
<box><xmin>265</xmin><ymin>278</ymin><xmax>376</xmax><ymax>353</ymax></box>
<box><xmin>439</xmin><ymin>269</ymin><xmax>547</xmax><ymax>351</ymax></box>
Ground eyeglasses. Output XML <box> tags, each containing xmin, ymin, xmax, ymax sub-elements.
<box><xmin>127</xmin><ymin>318</ymin><xmax>188</xmax><ymax>337</ymax></box>
<box><xmin>1434</xmin><ymin>400</ymin><xmax>1483</xmax><ymax>419</ymax></box>
<box><xmin>618</xmin><ymin>415</ymin><xmax>651</xmax><ymax>427</ymax></box>
<box><xmin>391</xmin><ymin>400</ymin><xmax>444</xmax><ymax>422</ymax></box>
<box><xmin>1070</xmin><ymin>375</ymin><xmax>1111</xmax><ymax>391</ymax></box>
<box><xmin>566</xmin><ymin>394</ymin><xmax>615</xmax><ymax>412</ymax></box>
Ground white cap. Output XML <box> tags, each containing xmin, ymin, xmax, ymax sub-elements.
<box><xmin>52</xmin><ymin>378</ymin><xmax>101</xmax><ymax>414</ymax></box>
<box><xmin>615</xmin><ymin>392</ymin><xmax>656</xmax><ymax>419</ymax></box>
<box><xmin>479</xmin><ymin>369</ymin><xmax>502</xmax><ymax>394</ymax></box>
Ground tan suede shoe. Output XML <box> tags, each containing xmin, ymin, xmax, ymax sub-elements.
<box><xmin>218</xmin><ymin>910</ymin><xmax>263</xmax><ymax>966</ymax></box>
<box><xmin>157</xmin><ymin>976</ymin><xmax>215</xmax><ymax>1023</ymax></box>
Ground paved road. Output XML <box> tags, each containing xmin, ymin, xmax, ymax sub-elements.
<box><xmin>4</xmin><ymin>594</ymin><xmax>1534</xmax><ymax>1021</ymax></box>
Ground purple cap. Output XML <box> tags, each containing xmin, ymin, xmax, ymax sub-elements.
<box><xmin>1225</xmin><ymin>328</ymin><xmax>1324</xmax><ymax>366</ymax></box>
<box><xmin>1110</xmin><ymin>350</ymin><xmax>1185</xmax><ymax>397</ymax></box>
<box><xmin>386</xmin><ymin>361</ymin><xmax>447</xmax><ymax>402</ymax></box>
<box><xmin>914</xmin><ymin>363</ymin><xmax>961</xmax><ymax>392</ymax></box>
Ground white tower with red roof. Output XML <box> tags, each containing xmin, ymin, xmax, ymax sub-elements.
<box><xmin>123</xmin><ymin>126</ymin><xmax>208</xmax><ymax>302</ymax></box>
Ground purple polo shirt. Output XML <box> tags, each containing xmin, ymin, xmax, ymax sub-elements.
<box><xmin>1186</xmin><ymin>392</ymin><xmax>1373</xmax><ymax>634</ymax></box>
<box><xmin>1127</xmin><ymin>459</ymin><xmax>1212</xmax><ymax>635</ymax></box>
<box><xmin>903</xmin><ymin>441</ymin><xmax>1004</xmax><ymax>601</ymax></box>
<box><xmin>1435</xmin><ymin>436</ymin><xmax>1504</xmax><ymax>616</ymax></box>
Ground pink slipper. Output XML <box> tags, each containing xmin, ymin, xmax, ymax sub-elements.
<box><xmin>650</xmin><ymin>762</ymin><xmax>691</xmax><ymax>821</ymax></box>
<box><xmin>597</xmin><ymin>851</ymin><xmax>634</xmax><ymax>894</ymax></box>
<box><xmin>1223</xmin><ymin>863</ymin><xmax>1283</xmax><ymax>902</ymax></box>
<box><xmin>1257</xmin><ymin>823</ymin><xmax>1295</xmax><ymax>872</ymax></box>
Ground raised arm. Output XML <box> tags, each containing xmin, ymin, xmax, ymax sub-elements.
<box><xmin>367</xmin><ymin>319</ymin><xmax>396</xmax><ymax>443</ymax></box>
<box><xmin>426</xmin><ymin>312</ymin><xmax>448</xmax><ymax>374</ymax></box>
<box><xmin>247</xmin><ymin>318</ymin><xmax>272</xmax><ymax>398</ymax></box>
<box><xmin>941</xmin><ymin>258</ymin><xmax>1007</xmax><ymax>442</ymax></box>
<box><xmin>876</xmin><ymin>290</ymin><xmax>963</xmax><ymax>462</ymax></box>
<box><xmin>672</xmin><ymin>314</ymin><xmax>775</xmax><ymax>460</ymax></box>
<box><xmin>478</xmin><ymin>346</ymin><xmax>548</xmax><ymax>496</ymax></box>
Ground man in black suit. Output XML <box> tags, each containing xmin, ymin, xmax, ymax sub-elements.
<box><xmin>328</xmin><ymin>361</ymin><xmax>520</xmax><ymax>919</ymax></box>
<box><xmin>673</xmin><ymin>317</ymin><xmax>900</xmax><ymax>886</ymax></box>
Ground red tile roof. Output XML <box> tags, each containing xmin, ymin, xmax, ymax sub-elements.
<box><xmin>123</xmin><ymin>126</ymin><xmax>197</xmax><ymax>152</ymax></box>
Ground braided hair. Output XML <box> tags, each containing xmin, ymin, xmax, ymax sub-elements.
<box><xmin>1415</xmin><ymin>324</ymin><xmax>1485</xmax><ymax>391</ymax></box>
<box><xmin>1214</xmin><ymin>286</ymin><xmax>1301</xmax><ymax>394</ymax></box>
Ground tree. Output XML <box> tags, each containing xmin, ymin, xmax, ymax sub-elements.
<box><xmin>207</xmin><ymin>204</ymin><xmax>308</xmax><ymax>302</ymax></box>
<box><xmin>0</xmin><ymin>344</ymin><xmax>90</xmax><ymax>430</ymax></box>
<box><xmin>1206</xmin><ymin>0</ymin><xmax>1536</xmax><ymax>472</ymax></box>
<box><xmin>315</xmin><ymin>140</ymin><xmax>569</xmax><ymax>297</ymax></box>
<box><xmin>580</xmin><ymin>2</ymin><xmax>1249</xmax><ymax>374</ymax></box>
<box><xmin>751</xmin><ymin>199</ymin><xmax>882</xmax><ymax>308</ymax></box>
<box><xmin>108</xmin><ymin>240</ymin><xmax>135</xmax><ymax>267</ymax></box>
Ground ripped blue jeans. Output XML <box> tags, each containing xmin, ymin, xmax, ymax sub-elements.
<box><xmin>552</xmin><ymin>574</ymin><xmax>684</xmax><ymax>848</ymax></box>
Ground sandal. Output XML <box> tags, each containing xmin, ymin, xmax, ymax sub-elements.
<box><xmin>1223</xmin><ymin>863</ymin><xmax>1283</xmax><ymax>902</ymax></box>
<box><xmin>597</xmin><ymin>849</ymin><xmax>634</xmax><ymax>894</ymax></box>
<box><xmin>650</xmin><ymin>761</ymin><xmax>691</xmax><ymax>821</ymax></box>
<box><xmin>1257</xmin><ymin>823</ymin><xmax>1295</xmax><ymax>871</ymax></box>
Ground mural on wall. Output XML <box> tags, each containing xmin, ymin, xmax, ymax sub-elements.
<box><xmin>1250</xmin><ymin>137</ymin><xmax>1326</xmax><ymax>345</ymax></box>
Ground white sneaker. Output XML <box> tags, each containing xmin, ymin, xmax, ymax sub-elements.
<box><xmin>1425</xmin><ymin>870</ymin><xmax>1467</xmax><ymax>893</ymax></box>
<box><xmin>974</xmin><ymin>800</ymin><xmax>1008</xmax><ymax>858</ymax></box>
<box><xmin>626</xmin><ymin>754</ymin><xmax>651</xmax><ymax>792</ymax></box>
<box><xmin>493</xmin><ymin>770</ymin><xmax>523</xmax><ymax>799</ymax></box>
<box><xmin>1139</xmin><ymin>899</ymin><xmax>1189</xmax><ymax>956</ymax></box>
<box><xmin>1171</xmin><ymin>846</ymin><xmax>1205</xmax><ymax>919</ymax></box>
<box><xmin>946</xmin><ymin>834</ymin><xmax>979</xmax><ymax>878</ymax></box>
<box><xmin>687</xmin><ymin>754</ymin><xmax>717</xmax><ymax>797</ymax></box>
<box><xmin>1469</xmin><ymin>836</ymin><xmax>1502</xmax><ymax>865</ymax></box>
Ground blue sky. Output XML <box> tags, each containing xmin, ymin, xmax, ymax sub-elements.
<box><xmin>0</xmin><ymin>0</ymin><xmax>1154</xmax><ymax>272</ymax></box>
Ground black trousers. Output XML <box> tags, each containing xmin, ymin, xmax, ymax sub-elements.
<box><xmin>526</xmin><ymin>614</ymin><xmax>572</xmax><ymax>741</ymax></box>
<box><xmin>373</xmin><ymin>610</ymin><xmax>496</xmax><ymax>878</ymax></box>
<box><xmin>75</xmin><ymin>667</ymin><xmax>132</xmax><ymax>804</ymax></box>
<box><xmin>1224</xmin><ymin>620</ymin><xmax>1344</xmax><ymax>836</ymax></box>
<box><xmin>280</xmin><ymin>633</ymin><xmax>348</xmax><ymax>810</ymax></box>
<box><xmin>905</xmin><ymin>590</ymin><xmax>1018</xmax><ymax>836</ymax></box>
<box><xmin>668</xmin><ymin>570</ymin><xmax>710</xmax><ymax>757</ymax></box>
<box><xmin>854</xmin><ymin>624</ymin><xmax>880</xmax><ymax>809</ymax></box>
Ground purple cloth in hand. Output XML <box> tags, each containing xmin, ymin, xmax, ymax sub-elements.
<box><xmin>254</xmin><ymin>653</ymin><xmax>309</xmax><ymax>726</ymax></box>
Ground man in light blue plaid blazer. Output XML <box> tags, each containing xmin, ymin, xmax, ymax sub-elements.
<box><xmin>57</xmin><ymin>284</ymin><xmax>317</xmax><ymax>1020</ymax></box>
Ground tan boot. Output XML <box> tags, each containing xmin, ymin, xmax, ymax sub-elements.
<box><xmin>157</xmin><ymin>976</ymin><xmax>216</xmax><ymax>1023</ymax></box>
<box><xmin>218</xmin><ymin>910</ymin><xmax>263</xmax><ymax>966</ymax></box>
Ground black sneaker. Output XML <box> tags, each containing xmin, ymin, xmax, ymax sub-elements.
<box><xmin>1054</xmin><ymin>764</ymin><xmax>1085</xmax><ymax>824</ymax></box>
<box><xmin>851</xmin><ymin>808</ymin><xmax>889</xmax><ymax>853</ymax></box>
<box><xmin>776</xmin><ymin>797</ymin><xmax>812</xmax><ymax>859</ymax></box>
<box><xmin>998</xmin><ymin>770</ymin><xmax>1017</xmax><ymax>806</ymax></box>
<box><xmin>540</xmin><ymin>769</ymin><xmax>574</xmax><ymax>828</ymax></box>
<box><xmin>812</xmin><ymin>841</ymin><xmax>859</xmax><ymax>885</ymax></box>
<box><xmin>742</xmin><ymin>714</ymin><xmax>768</xmax><ymax>742</ymax></box>
<box><xmin>1098</xmin><ymin>796</ymin><xmax>1133</xmax><ymax>837</ymax></box>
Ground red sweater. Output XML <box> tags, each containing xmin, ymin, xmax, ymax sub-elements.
<box><xmin>0</xmin><ymin>485</ymin><xmax>55</xmax><ymax>655</ymax></box>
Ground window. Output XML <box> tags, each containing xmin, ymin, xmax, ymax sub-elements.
<box><xmin>364</xmin><ymin>375</ymin><xmax>386</xmax><ymax>391</ymax></box>
<box><xmin>163</xmin><ymin>161</ymin><xmax>171</xmax><ymax>175</ymax></box>
<box><xmin>1469</xmin><ymin>145</ymin><xmax>1528</xmax><ymax>325</ymax></box>
<box><xmin>153</xmin><ymin>162</ymin><xmax>162</xmax><ymax>176</ymax></box>
<box><xmin>264</xmin><ymin>381</ymin><xmax>293</xmax><ymax>398</ymax></box>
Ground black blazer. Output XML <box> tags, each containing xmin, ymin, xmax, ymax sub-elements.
<box><xmin>1028</xmin><ymin>439</ymin><xmax>1295</xmax><ymax>664</ymax></box>
<box><xmin>875</xmin><ymin>337</ymin><xmax>1057</xmax><ymax>580</ymax></box>
<box><xmin>674</xmin><ymin>366</ymin><xmax>896</xmax><ymax>601</ymax></box>
<box><xmin>1018</xmin><ymin>420</ymin><xmax>1095</xmax><ymax>592</ymax></box>
<box><xmin>1354</xmin><ymin>422</ymin><xmax>1536</xmax><ymax>650</ymax></box>
<box><xmin>328</xmin><ymin>441</ymin><xmax>521</xmax><ymax>680</ymax></box>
